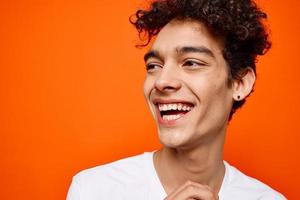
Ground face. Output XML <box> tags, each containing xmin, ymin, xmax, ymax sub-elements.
<box><xmin>143</xmin><ymin>19</ymin><xmax>234</xmax><ymax>149</ymax></box>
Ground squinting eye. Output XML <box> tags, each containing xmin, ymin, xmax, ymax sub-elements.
<box><xmin>145</xmin><ymin>63</ymin><xmax>161</xmax><ymax>72</ymax></box>
<box><xmin>183</xmin><ymin>60</ymin><xmax>205</xmax><ymax>68</ymax></box>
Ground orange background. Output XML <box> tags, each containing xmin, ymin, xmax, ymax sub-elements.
<box><xmin>0</xmin><ymin>0</ymin><xmax>299</xmax><ymax>199</ymax></box>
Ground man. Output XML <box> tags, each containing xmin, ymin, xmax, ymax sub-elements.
<box><xmin>67</xmin><ymin>0</ymin><xmax>286</xmax><ymax>199</ymax></box>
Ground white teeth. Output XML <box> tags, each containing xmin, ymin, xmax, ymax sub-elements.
<box><xmin>158</xmin><ymin>103</ymin><xmax>193</xmax><ymax>111</ymax></box>
<box><xmin>172</xmin><ymin>104</ymin><xmax>177</xmax><ymax>110</ymax></box>
<box><xmin>163</xmin><ymin>104</ymin><xmax>168</xmax><ymax>111</ymax></box>
<box><xmin>162</xmin><ymin>114</ymin><xmax>181</xmax><ymax>121</ymax></box>
<box><xmin>162</xmin><ymin>115</ymin><xmax>168</xmax><ymax>121</ymax></box>
<box><xmin>178</xmin><ymin>103</ymin><xmax>182</xmax><ymax>111</ymax></box>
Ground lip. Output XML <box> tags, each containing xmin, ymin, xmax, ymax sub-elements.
<box><xmin>152</xmin><ymin>98</ymin><xmax>194</xmax><ymax>126</ymax></box>
<box><xmin>152</xmin><ymin>98</ymin><xmax>195</xmax><ymax>106</ymax></box>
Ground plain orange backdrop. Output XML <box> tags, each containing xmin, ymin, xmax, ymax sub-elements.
<box><xmin>0</xmin><ymin>0</ymin><xmax>299</xmax><ymax>199</ymax></box>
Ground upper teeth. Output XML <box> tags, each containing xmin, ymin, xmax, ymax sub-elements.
<box><xmin>158</xmin><ymin>103</ymin><xmax>193</xmax><ymax>111</ymax></box>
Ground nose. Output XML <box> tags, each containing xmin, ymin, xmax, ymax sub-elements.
<box><xmin>154</xmin><ymin>64</ymin><xmax>182</xmax><ymax>93</ymax></box>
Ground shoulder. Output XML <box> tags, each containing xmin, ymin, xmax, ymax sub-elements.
<box><xmin>74</xmin><ymin>152</ymin><xmax>151</xmax><ymax>183</ymax></box>
<box><xmin>67</xmin><ymin>152</ymin><xmax>153</xmax><ymax>200</ymax></box>
<box><xmin>221</xmin><ymin>161</ymin><xmax>286</xmax><ymax>200</ymax></box>
<box><xmin>74</xmin><ymin>153</ymin><xmax>152</xmax><ymax>185</ymax></box>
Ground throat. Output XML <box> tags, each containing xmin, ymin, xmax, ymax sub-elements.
<box><xmin>154</xmin><ymin>148</ymin><xmax>225</xmax><ymax>196</ymax></box>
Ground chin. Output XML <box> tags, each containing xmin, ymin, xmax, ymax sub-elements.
<box><xmin>157</xmin><ymin>128</ymin><xmax>192</xmax><ymax>149</ymax></box>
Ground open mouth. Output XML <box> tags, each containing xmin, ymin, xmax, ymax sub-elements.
<box><xmin>157</xmin><ymin>102</ymin><xmax>194</xmax><ymax>122</ymax></box>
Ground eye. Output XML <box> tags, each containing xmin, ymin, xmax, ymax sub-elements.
<box><xmin>183</xmin><ymin>59</ymin><xmax>207</xmax><ymax>69</ymax></box>
<box><xmin>145</xmin><ymin>63</ymin><xmax>162</xmax><ymax>72</ymax></box>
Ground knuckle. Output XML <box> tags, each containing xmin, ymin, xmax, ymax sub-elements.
<box><xmin>207</xmin><ymin>191</ymin><xmax>218</xmax><ymax>199</ymax></box>
<box><xmin>185</xmin><ymin>180</ymin><xmax>193</xmax><ymax>185</ymax></box>
<box><xmin>186</xmin><ymin>184</ymin><xmax>197</xmax><ymax>192</ymax></box>
<box><xmin>204</xmin><ymin>185</ymin><xmax>214</xmax><ymax>192</ymax></box>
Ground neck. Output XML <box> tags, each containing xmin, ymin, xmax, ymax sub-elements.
<box><xmin>153</xmin><ymin>134</ymin><xmax>226</xmax><ymax>195</ymax></box>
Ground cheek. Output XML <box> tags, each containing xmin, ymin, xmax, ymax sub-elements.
<box><xmin>191</xmin><ymin>74</ymin><xmax>232</xmax><ymax>106</ymax></box>
<box><xmin>143</xmin><ymin>77</ymin><xmax>151</xmax><ymax>97</ymax></box>
<box><xmin>202</xmin><ymin>82</ymin><xmax>233</xmax><ymax>118</ymax></box>
<box><xmin>143</xmin><ymin>76</ymin><xmax>156</xmax><ymax>105</ymax></box>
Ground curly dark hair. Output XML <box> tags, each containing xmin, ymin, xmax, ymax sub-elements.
<box><xmin>130</xmin><ymin>0</ymin><xmax>271</xmax><ymax>119</ymax></box>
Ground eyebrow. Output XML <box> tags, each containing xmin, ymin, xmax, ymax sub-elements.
<box><xmin>144</xmin><ymin>50</ymin><xmax>162</xmax><ymax>62</ymax></box>
<box><xmin>143</xmin><ymin>45</ymin><xmax>215</xmax><ymax>62</ymax></box>
<box><xmin>176</xmin><ymin>46</ymin><xmax>215</xmax><ymax>58</ymax></box>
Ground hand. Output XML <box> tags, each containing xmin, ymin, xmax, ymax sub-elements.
<box><xmin>164</xmin><ymin>181</ymin><xmax>219</xmax><ymax>200</ymax></box>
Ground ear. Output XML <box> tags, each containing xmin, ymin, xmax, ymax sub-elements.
<box><xmin>232</xmin><ymin>67</ymin><xmax>256</xmax><ymax>101</ymax></box>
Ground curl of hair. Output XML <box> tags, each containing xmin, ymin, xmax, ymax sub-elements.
<box><xmin>130</xmin><ymin>0</ymin><xmax>271</xmax><ymax>119</ymax></box>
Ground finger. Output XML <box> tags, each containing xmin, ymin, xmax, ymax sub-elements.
<box><xmin>165</xmin><ymin>181</ymin><xmax>218</xmax><ymax>200</ymax></box>
<box><xmin>166</xmin><ymin>181</ymin><xmax>194</xmax><ymax>198</ymax></box>
<box><xmin>172</xmin><ymin>184</ymin><xmax>215</xmax><ymax>200</ymax></box>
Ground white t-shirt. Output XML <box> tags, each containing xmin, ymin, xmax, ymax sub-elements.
<box><xmin>67</xmin><ymin>152</ymin><xmax>286</xmax><ymax>200</ymax></box>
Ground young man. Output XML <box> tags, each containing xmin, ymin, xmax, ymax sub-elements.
<box><xmin>67</xmin><ymin>0</ymin><xmax>286</xmax><ymax>199</ymax></box>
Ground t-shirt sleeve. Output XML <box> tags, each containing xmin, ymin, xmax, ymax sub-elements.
<box><xmin>66</xmin><ymin>177</ymin><xmax>81</xmax><ymax>200</ymax></box>
<box><xmin>260</xmin><ymin>191</ymin><xmax>287</xmax><ymax>200</ymax></box>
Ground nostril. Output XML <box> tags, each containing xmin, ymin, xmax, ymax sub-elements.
<box><xmin>164</xmin><ymin>86</ymin><xmax>176</xmax><ymax>90</ymax></box>
<box><xmin>154</xmin><ymin>79</ymin><xmax>182</xmax><ymax>92</ymax></box>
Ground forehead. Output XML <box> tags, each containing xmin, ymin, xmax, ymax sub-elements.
<box><xmin>151</xmin><ymin>19</ymin><xmax>224</xmax><ymax>53</ymax></box>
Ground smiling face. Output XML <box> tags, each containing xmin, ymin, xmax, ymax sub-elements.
<box><xmin>143</xmin><ymin>19</ymin><xmax>235</xmax><ymax>149</ymax></box>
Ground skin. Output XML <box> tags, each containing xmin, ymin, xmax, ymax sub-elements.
<box><xmin>143</xmin><ymin>19</ymin><xmax>255</xmax><ymax>200</ymax></box>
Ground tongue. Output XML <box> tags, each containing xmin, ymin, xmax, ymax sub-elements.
<box><xmin>162</xmin><ymin>110</ymin><xmax>188</xmax><ymax>115</ymax></box>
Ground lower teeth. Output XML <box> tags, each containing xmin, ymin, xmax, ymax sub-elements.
<box><xmin>162</xmin><ymin>114</ymin><xmax>181</xmax><ymax>121</ymax></box>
